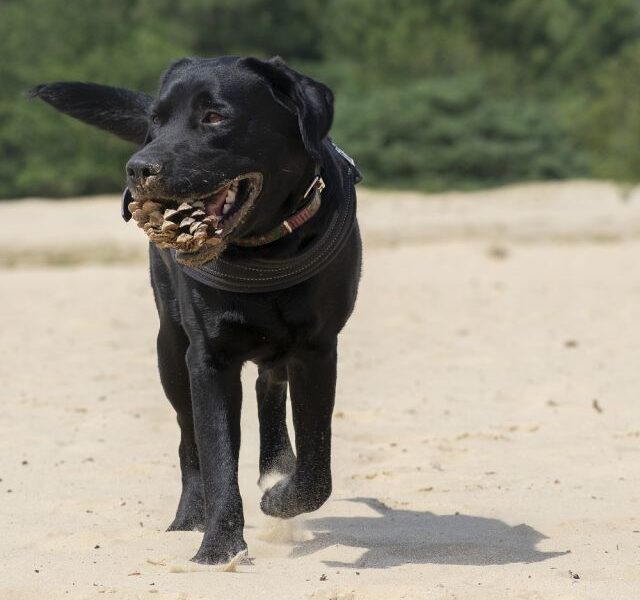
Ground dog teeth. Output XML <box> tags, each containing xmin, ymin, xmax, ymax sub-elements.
<box><xmin>222</xmin><ymin>188</ymin><xmax>236</xmax><ymax>216</ymax></box>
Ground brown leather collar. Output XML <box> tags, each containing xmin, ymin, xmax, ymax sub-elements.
<box><xmin>232</xmin><ymin>175</ymin><xmax>325</xmax><ymax>247</ymax></box>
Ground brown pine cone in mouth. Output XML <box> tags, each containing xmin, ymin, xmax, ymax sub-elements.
<box><xmin>127</xmin><ymin>198</ymin><xmax>226</xmax><ymax>255</ymax></box>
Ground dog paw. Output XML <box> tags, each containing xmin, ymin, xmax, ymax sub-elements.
<box><xmin>168</xmin><ymin>484</ymin><xmax>205</xmax><ymax>531</ymax></box>
<box><xmin>167</xmin><ymin>512</ymin><xmax>205</xmax><ymax>532</ymax></box>
<box><xmin>191</xmin><ymin>539</ymin><xmax>248</xmax><ymax>565</ymax></box>
<box><xmin>258</xmin><ymin>450</ymin><xmax>297</xmax><ymax>490</ymax></box>
<box><xmin>260</xmin><ymin>474</ymin><xmax>331</xmax><ymax>519</ymax></box>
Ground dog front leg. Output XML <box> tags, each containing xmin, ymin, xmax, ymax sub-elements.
<box><xmin>256</xmin><ymin>364</ymin><xmax>296</xmax><ymax>487</ymax></box>
<box><xmin>186</xmin><ymin>347</ymin><xmax>246</xmax><ymax>564</ymax></box>
<box><xmin>157</xmin><ymin>322</ymin><xmax>205</xmax><ymax>532</ymax></box>
<box><xmin>260</xmin><ymin>341</ymin><xmax>336</xmax><ymax>519</ymax></box>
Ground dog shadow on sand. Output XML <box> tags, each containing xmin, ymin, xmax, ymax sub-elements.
<box><xmin>290</xmin><ymin>497</ymin><xmax>568</xmax><ymax>568</ymax></box>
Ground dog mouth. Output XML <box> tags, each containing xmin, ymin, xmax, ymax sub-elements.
<box><xmin>199</xmin><ymin>173</ymin><xmax>263</xmax><ymax>233</ymax></box>
<box><xmin>126</xmin><ymin>172</ymin><xmax>263</xmax><ymax>266</ymax></box>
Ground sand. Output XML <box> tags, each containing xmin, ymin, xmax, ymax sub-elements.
<box><xmin>1</xmin><ymin>180</ymin><xmax>639</xmax><ymax>599</ymax></box>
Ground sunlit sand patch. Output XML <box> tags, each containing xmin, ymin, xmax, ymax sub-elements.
<box><xmin>146</xmin><ymin>550</ymin><xmax>249</xmax><ymax>573</ymax></box>
<box><xmin>168</xmin><ymin>549</ymin><xmax>249</xmax><ymax>573</ymax></box>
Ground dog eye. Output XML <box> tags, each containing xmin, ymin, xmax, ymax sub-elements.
<box><xmin>202</xmin><ymin>111</ymin><xmax>224</xmax><ymax>125</ymax></box>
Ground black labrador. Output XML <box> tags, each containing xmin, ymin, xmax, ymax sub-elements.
<box><xmin>31</xmin><ymin>56</ymin><xmax>361</xmax><ymax>564</ymax></box>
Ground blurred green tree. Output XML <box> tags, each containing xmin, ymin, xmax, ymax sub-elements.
<box><xmin>575</xmin><ymin>42</ymin><xmax>640</xmax><ymax>181</ymax></box>
<box><xmin>171</xmin><ymin>0</ymin><xmax>325</xmax><ymax>59</ymax></box>
<box><xmin>0</xmin><ymin>0</ymin><xmax>638</xmax><ymax>197</ymax></box>
<box><xmin>333</xmin><ymin>76</ymin><xmax>585</xmax><ymax>190</ymax></box>
<box><xmin>461</xmin><ymin>0</ymin><xmax>640</xmax><ymax>83</ymax></box>
<box><xmin>0</xmin><ymin>0</ymin><xmax>188</xmax><ymax>197</ymax></box>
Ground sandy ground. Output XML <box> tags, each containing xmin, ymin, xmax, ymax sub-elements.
<box><xmin>1</xmin><ymin>181</ymin><xmax>640</xmax><ymax>599</ymax></box>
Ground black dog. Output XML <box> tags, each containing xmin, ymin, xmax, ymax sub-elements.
<box><xmin>31</xmin><ymin>56</ymin><xmax>361</xmax><ymax>564</ymax></box>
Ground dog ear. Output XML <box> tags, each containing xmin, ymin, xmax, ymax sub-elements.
<box><xmin>241</xmin><ymin>56</ymin><xmax>334</xmax><ymax>161</ymax></box>
<box><xmin>28</xmin><ymin>82</ymin><xmax>153</xmax><ymax>144</ymax></box>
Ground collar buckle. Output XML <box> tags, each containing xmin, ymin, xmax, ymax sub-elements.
<box><xmin>303</xmin><ymin>175</ymin><xmax>325</xmax><ymax>200</ymax></box>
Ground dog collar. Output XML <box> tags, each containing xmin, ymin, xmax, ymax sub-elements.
<box><xmin>177</xmin><ymin>141</ymin><xmax>360</xmax><ymax>293</ymax></box>
<box><xmin>232</xmin><ymin>175</ymin><xmax>325</xmax><ymax>247</ymax></box>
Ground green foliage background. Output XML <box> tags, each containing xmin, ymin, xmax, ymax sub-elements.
<box><xmin>1</xmin><ymin>0</ymin><xmax>639</xmax><ymax>198</ymax></box>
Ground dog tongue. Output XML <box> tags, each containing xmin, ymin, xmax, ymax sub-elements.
<box><xmin>205</xmin><ymin>188</ymin><xmax>228</xmax><ymax>218</ymax></box>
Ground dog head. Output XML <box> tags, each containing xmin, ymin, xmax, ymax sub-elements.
<box><xmin>30</xmin><ymin>56</ymin><xmax>334</xmax><ymax>263</ymax></box>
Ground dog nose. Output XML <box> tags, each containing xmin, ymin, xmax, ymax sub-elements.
<box><xmin>126</xmin><ymin>157</ymin><xmax>162</xmax><ymax>186</ymax></box>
